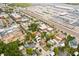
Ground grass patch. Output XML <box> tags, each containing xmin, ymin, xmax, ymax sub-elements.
<box><xmin>14</xmin><ymin>3</ymin><xmax>32</xmax><ymax>7</ymax></box>
<box><xmin>8</xmin><ymin>3</ymin><xmax>32</xmax><ymax>7</ymax></box>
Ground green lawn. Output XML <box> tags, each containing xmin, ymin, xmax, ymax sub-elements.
<box><xmin>14</xmin><ymin>3</ymin><xmax>32</xmax><ymax>7</ymax></box>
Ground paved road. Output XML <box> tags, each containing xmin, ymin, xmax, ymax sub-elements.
<box><xmin>22</xmin><ymin>9</ymin><xmax>79</xmax><ymax>42</ymax></box>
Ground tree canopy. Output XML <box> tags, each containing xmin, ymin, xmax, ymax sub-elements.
<box><xmin>28</xmin><ymin>22</ymin><xmax>39</xmax><ymax>32</ymax></box>
<box><xmin>0</xmin><ymin>40</ymin><xmax>22</xmax><ymax>56</ymax></box>
<box><xmin>53</xmin><ymin>47</ymin><xmax>59</xmax><ymax>56</ymax></box>
<box><xmin>26</xmin><ymin>48</ymin><xmax>34</xmax><ymax>55</ymax></box>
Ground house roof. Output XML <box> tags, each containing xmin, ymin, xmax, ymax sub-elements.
<box><xmin>59</xmin><ymin>42</ymin><xmax>65</xmax><ymax>47</ymax></box>
<box><xmin>11</xmin><ymin>13</ymin><xmax>21</xmax><ymax>19</ymax></box>
<box><xmin>24</xmin><ymin>43</ymin><xmax>36</xmax><ymax>48</ymax></box>
<box><xmin>55</xmin><ymin>33</ymin><xmax>65</xmax><ymax>41</ymax></box>
<box><xmin>39</xmin><ymin>24</ymin><xmax>47</xmax><ymax>30</ymax></box>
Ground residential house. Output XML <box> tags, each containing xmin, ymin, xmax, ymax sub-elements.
<box><xmin>0</xmin><ymin>13</ymin><xmax>14</xmax><ymax>28</ymax></box>
<box><xmin>39</xmin><ymin>23</ymin><xmax>47</xmax><ymax>30</ymax></box>
<box><xmin>0</xmin><ymin>13</ymin><xmax>8</xmax><ymax>19</ymax></box>
<box><xmin>55</xmin><ymin>32</ymin><xmax>66</xmax><ymax>41</ymax></box>
<box><xmin>0</xmin><ymin>25</ymin><xmax>25</xmax><ymax>44</ymax></box>
<box><xmin>35</xmin><ymin>48</ymin><xmax>42</xmax><ymax>56</ymax></box>
<box><xmin>11</xmin><ymin>13</ymin><xmax>21</xmax><ymax>20</ymax></box>
<box><xmin>39</xmin><ymin>39</ymin><xmax>46</xmax><ymax>47</ymax></box>
<box><xmin>24</xmin><ymin>42</ymin><xmax>36</xmax><ymax>48</ymax></box>
<box><xmin>39</xmin><ymin>22</ymin><xmax>53</xmax><ymax>32</ymax></box>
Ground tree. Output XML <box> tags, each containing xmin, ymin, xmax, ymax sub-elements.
<box><xmin>0</xmin><ymin>40</ymin><xmax>22</xmax><ymax>56</ymax></box>
<box><xmin>5</xmin><ymin>6</ymin><xmax>14</xmax><ymax>13</ymax></box>
<box><xmin>46</xmin><ymin>32</ymin><xmax>56</xmax><ymax>39</ymax></box>
<box><xmin>65</xmin><ymin>35</ymin><xmax>75</xmax><ymax>47</ymax></box>
<box><xmin>63</xmin><ymin>32</ymin><xmax>67</xmax><ymax>35</ymax></box>
<box><xmin>0</xmin><ymin>41</ymin><xmax>6</xmax><ymax>54</ymax></box>
<box><xmin>4</xmin><ymin>40</ymin><xmax>22</xmax><ymax>56</ymax></box>
<box><xmin>62</xmin><ymin>43</ymin><xmax>77</xmax><ymax>56</ymax></box>
<box><xmin>67</xmin><ymin>35</ymin><xmax>75</xmax><ymax>42</ymax></box>
<box><xmin>58</xmin><ymin>47</ymin><xmax>65</xmax><ymax>52</ymax></box>
<box><xmin>28</xmin><ymin>22</ymin><xmax>39</xmax><ymax>32</ymax></box>
<box><xmin>77</xmin><ymin>44</ymin><xmax>79</xmax><ymax>52</ymax></box>
<box><xmin>66</xmin><ymin>47</ymin><xmax>76</xmax><ymax>56</ymax></box>
<box><xmin>25</xmin><ymin>31</ymin><xmax>36</xmax><ymax>43</ymax></box>
<box><xmin>25</xmin><ymin>31</ymin><xmax>32</xmax><ymax>41</ymax></box>
<box><xmin>46</xmin><ymin>43</ymin><xmax>52</xmax><ymax>48</ymax></box>
<box><xmin>26</xmin><ymin>48</ymin><xmax>33</xmax><ymax>55</ymax></box>
<box><xmin>41</xmin><ymin>32</ymin><xmax>47</xmax><ymax>39</ymax></box>
<box><xmin>53</xmin><ymin>47</ymin><xmax>59</xmax><ymax>56</ymax></box>
<box><xmin>45</xmin><ymin>32</ymin><xmax>56</xmax><ymax>43</ymax></box>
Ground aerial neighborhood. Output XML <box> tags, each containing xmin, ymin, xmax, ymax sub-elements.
<box><xmin>0</xmin><ymin>3</ymin><xmax>79</xmax><ymax>56</ymax></box>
